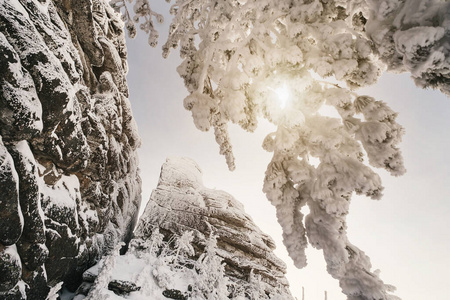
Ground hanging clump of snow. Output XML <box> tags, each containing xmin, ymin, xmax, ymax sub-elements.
<box><xmin>365</xmin><ymin>0</ymin><xmax>450</xmax><ymax>95</ymax></box>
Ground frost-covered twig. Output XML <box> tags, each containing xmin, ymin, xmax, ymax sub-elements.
<box><xmin>110</xmin><ymin>0</ymin><xmax>164</xmax><ymax>45</ymax></box>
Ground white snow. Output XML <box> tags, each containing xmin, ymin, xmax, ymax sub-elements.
<box><xmin>16</xmin><ymin>280</ymin><xmax>28</xmax><ymax>299</ymax></box>
<box><xmin>3</xmin><ymin>244</ymin><xmax>22</xmax><ymax>269</ymax></box>
<box><xmin>6</xmin><ymin>0</ymin><xmax>30</xmax><ymax>19</ymax></box>
<box><xmin>77</xmin><ymin>232</ymin><xmax>282</xmax><ymax>300</ymax></box>
<box><xmin>47</xmin><ymin>282</ymin><xmax>64</xmax><ymax>300</ymax></box>
<box><xmin>34</xmin><ymin>0</ymin><xmax>50</xmax><ymax>17</ymax></box>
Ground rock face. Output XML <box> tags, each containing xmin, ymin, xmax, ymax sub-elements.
<box><xmin>0</xmin><ymin>0</ymin><xmax>141</xmax><ymax>298</ymax></box>
<box><xmin>135</xmin><ymin>157</ymin><xmax>292</xmax><ymax>298</ymax></box>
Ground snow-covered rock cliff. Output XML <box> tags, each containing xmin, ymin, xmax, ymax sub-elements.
<box><xmin>0</xmin><ymin>1</ymin><xmax>294</xmax><ymax>298</ymax></box>
<box><xmin>0</xmin><ymin>0</ymin><xmax>141</xmax><ymax>298</ymax></box>
<box><xmin>70</xmin><ymin>158</ymin><xmax>293</xmax><ymax>299</ymax></box>
<box><xmin>133</xmin><ymin>157</ymin><xmax>292</xmax><ymax>299</ymax></box>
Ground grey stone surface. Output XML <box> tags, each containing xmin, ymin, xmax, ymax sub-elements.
<box><xmin>0</xmin><ymin>139</ymin><xmax>22</xmax><ymax>247</ymax></box>
<box><xmin>108</xmin><ymin>280</ymin><xmax>141</xmax><ymax>295</ymax></box>
<box><xmin>0</xmin><ymin>0</ymin><xmax>141</xmax><ymax>297</ymax></box>
<box><xmin>0</xmin><ymin>245</ymin><xmax>22</xmax><ymax>292</ymax></box>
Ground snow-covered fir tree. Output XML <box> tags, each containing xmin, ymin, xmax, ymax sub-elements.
<box><xmin>110</xmin><ymin>0</ymin><xmax>449</xmax><ymax>299</ymax></box>
<box><xmin>190</xmin><ymin>235</ymin><xmax>230</xmax><ymax>299</ymax></box>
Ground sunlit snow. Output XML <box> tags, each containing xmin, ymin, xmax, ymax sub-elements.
<box><xmin>274</xmin><ymin>84</ymin><xmax>290</xmax><ymax>109</ymax></box>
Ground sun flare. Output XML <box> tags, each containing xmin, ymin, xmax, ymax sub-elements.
<box><xmin>274</xmin><ymin>84</ymin><xmax>290</xmax><ymax>109</ymax></box>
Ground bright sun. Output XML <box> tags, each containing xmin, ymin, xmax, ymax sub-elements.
<box><xmin>274</xmin><ymin>84</ymin><xmax>290</xmax><ymax>108</ymax></box>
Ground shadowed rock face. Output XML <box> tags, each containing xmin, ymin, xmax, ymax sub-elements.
<box><xmin>135</xmin><ymin>157</ymin><xmax>293</xmax><ymax>298</ymax></box>
<box><xmin>0</xmin><ymin>0</ymin><xmax>141</xmax><ymax>298</ymax></box>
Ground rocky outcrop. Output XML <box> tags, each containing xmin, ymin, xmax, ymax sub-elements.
<box><xmin>135</xmin><ymin>157</ymin><xmax>292</xmax><ymax>297</ymax></box>
<box><xmin>69</xmin><ymin>158</ymin><xmax>293</xmax><ymax>299</ymax></box>
<box><xmin>0</xmin><ymin>0</ymin><xmax>141</xmax><ymax>298</ymax></box>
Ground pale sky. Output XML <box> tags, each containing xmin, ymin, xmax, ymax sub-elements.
<box><xmin>124</xmin><ymin>6</ymin><xmax>450</xmax><ymax>299</ymax></box>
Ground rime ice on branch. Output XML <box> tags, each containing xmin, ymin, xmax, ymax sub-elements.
<box><xmin>365</xmin><ymin>0</ymin><xmax>450</xmax><ymax>95</ymax></box>
<box><xmin>149</xmin><ymin>1</ymin><xmax>405</xmax><ymax>298</ymax></box>
<box><xmin>113</xmin><ymin>0</ymin><xmax>448</xmax><ymax>299</ymax></box>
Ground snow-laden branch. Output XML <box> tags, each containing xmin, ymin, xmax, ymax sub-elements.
<box><xmin>154</xmin><ymin>1</ymin><xmax>407</xmax><ymax>298</ymax></box>
<box><xmin>109</xmin><ymin>0</ymin><xmax>449</xmax><ymax>299</ymax></box>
